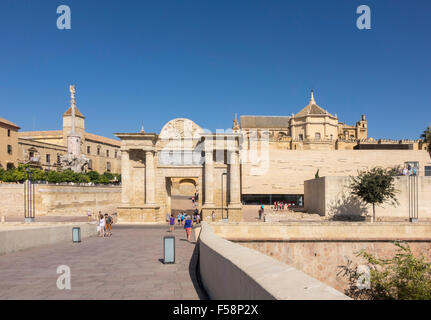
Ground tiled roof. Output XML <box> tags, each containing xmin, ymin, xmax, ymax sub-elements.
<box><xmin>84</xmin><ymin>132</ymin><xmax>121</xmax><ymax>147</ymax></box>
<box><xmin>63</xmin><ymin>106</ymin><xmax>85</xmax><ymax>118</ymax></box>
<box><xmin>19</xmin><ymin>130</ymin><xmax>62</xmax><ymax>138</ymax></box>
<box><xmin>240</xmin><ymin>116</ymin><xmax>291</xmax><ymax>129</ymax></box>
<box><xmin>295</xmin><ymin>103</ymin><xmax>331</xmax><ymax>117</ymax></box>
<box><xmin>0</xmin><ymin>117</ymin><xmax>20</xmax><ymax>129</ymax></box>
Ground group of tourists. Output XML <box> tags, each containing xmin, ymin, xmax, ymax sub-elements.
<box><xmin>273</xmin><ymin>201</ymin><xmax>294</xmax><ymax>211</ymax></box>
<box><xmin>403</xmin><ymin>165</ymin><xmax>418</xmax><ymax>176</ymax></box>
<box><xmin>97</xmin><ymin>211</ymin><xmax>114</xmax><ymax>237</ymax></box>
<box><xmin>167</xmin><ymin>213</ymin><xmax>194</xmax><ymax>241</ymax></box>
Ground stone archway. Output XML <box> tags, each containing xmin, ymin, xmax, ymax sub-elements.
<box><xmin>115</xmin><ymin>118</ymin><xmax>242</xmax><ymax>223</ymax></box>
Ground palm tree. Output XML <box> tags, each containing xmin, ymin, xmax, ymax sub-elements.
<box><xmin>421</xmin><ymin>126</ymin><xmax>431</xmax><ymax>157</ymax></box>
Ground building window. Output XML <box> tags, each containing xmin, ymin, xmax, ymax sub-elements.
<box><xmin>57</xmin><ymin>154</ymin><xmax>61</xmax><ymax>164</ymax></box>
<box><xmin>87</xmin><ymin>146</ymin><xmax>91</xmax><ymax>154</ymax></box>
<box><xmin>106</xmin><ymin>161</ymin><xmax>111</xmax><ymax>172</ymax></box>
<box><xmin>330</xmin><ymin>134</ymin><xmax>333</xmax><ymax>140</ymax></box>
<box><xmin>315</xmin><ymin>133</ymin><xmax>321</xmax><ymax>140</ymax></box>
<box><xmin>115</xmin><ymin>150</ymin><xmax>118</xmax><ymax>158</ymax></box>
<box><xmin>6</xmin><ymin>163</ymin><xmax>14</xmax><ymax>170</ymax></box>
<box><xmin>88</xmin><ymin>159</ymin><xmax>93</xmax><ymax>170</ymax></box>
<box><xmin>46</xmin><ymin>154</ymin><xmax>50</xmax><ymax>164</ymax></box>
<box><xmin>7</xmin><ymin>145</ymin><xmax>12</xmax><ymax>155</ymax></box>
<box><xmin>298</xmin><ymin>134</ymin><xmax>303</xmax><ymax>141</ymax></box>
<box><xmin>106</xmin><ymin>150</ymin><xmax>109</xmax><ymax>157</ymax></box>
<box><xmin>29</xmin><ymin>151</ymin><xmax>34</xmax><ymax>158</ymax></box>
<box><xmin>425</xmin><ymin>166</ymin><xmax>431</xmax><ymax>177</ymax></box>
<box><xmin>7</xmin><ymin>129</ymin><xmax>11</xmax><ymax>137</ymax></box>
<box><xmin>97</xmin><ymin>147</ymin><xmax>101</xmax><ymax>155</ymax></box>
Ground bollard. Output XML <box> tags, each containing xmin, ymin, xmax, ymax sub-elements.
<box><xmin>72</xmin><ymin>227</ymin><xmax>81</xmax><ymax>243</ymax></box>
<box><xmin>163</xmin><ymin>236</ymin><xmax>175</xmax><ymax>264</ymax></box>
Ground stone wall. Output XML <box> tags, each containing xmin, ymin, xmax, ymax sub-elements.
<box><xmin>209</xmin><ymin>223</ymin><xmax>431</xmax><ymax>297</ymax></box>
<box><xmin>240</xmin><ymin>241</ymin><xmax>431</xmax><ymax>295</ymax></box>
<box><xmin>0</xmin><ymin>184</ymin><xmax>121</xmax><ymax>217</ymax></box>
<box><xmin>242</xmin><ymin>150</ymin><xmax>431</xmax><ymax>195</ymax></box>
<box><xmin>304</xmin><ymin>176</ymin><xmax>431</xmax><ymax>220</ymax></box>
<box><xmin>198</xmin><ymin>223</ymin><xmax>349</xmax><ymax>300</ymax></box>
<box><xmin>0</xmin><ymin>222</ymin><xmax>97</xmax><ymax>255</ymax></box>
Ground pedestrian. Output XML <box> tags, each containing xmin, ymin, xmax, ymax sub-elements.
<box><xmin>98</xmin><ymin>213</ymin><xmax>105</xmax><ymax>237</ymax></box>
<box><xmin>403</xmin><ymin>167</ymin><xmax>408</xmax><ymax>176</ymax></box>
<box><xmin>104</xmin><ymin>213</ymin><xmax>113</xmax><ymax>237</ymax></box>
<box><xmin>87</xmin><ymin>209</ymin><xmax>92</xmax><ymax>222</ymax></box>
<box><xmin>166</xmin><ymin>212</ymin><xmax>170</xmax><ymax>222</ymax></box>
<box><xmin>196</xmin><ymin>213</ymin><xmax>200</xmax><ymax>224</ymax></box>
<box><xmin>180</xmin><ymin>212</ymin><xmax>185</xmax><ymax>225</ymax></box>
<box><xmin>184</xmin><ymin>216</ymin><xmax>193</xmax><ymax>242</ymax></box>
<box><xmin>211</xmin><ymin>211</ymin><xmax>216</xmax><ymax>222</ymax></box>
<box><xmin>177</xmin><ymin>213</ymin><xmax>181</xmax><ymax>225</ymax></box>
<box><xmin>169</xmin><ymin>214</ymin><xmax>175</xmax><ymax>232</ymax></box>
<box><xmin>258</xmin><ymin>208</ymin><xmax>262</xmax><ymax>220</ymax></box>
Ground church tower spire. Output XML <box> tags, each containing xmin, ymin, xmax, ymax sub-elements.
<box><xmin>232</xmin><ymin>113</ymin><xmax>240</xmax><ymax>133</ymax></box>
<box><xmin>310</xmin><ymin>89</ymin><xmax>316</xmax><ymax>105</ymax></box>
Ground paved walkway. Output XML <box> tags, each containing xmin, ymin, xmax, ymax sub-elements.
<box><xmin>0</xmin><ymin>224</ymin><xmax>206</xmax><ymax>300</ymax></box>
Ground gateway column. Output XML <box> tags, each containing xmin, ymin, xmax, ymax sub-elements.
<box><xmin>121</xmin><ymin>149</ymin><xmax>130</xmax><ymax>205</ymax></box>
<box><xmin>204</xmin><ymin>138</ymin><xmax>214</xmax><ymax>206</ymax></box>
<box><xmin>145</xmin><ymin>150</ymin><xmax>155</xmax><ymax>205</ymax></box>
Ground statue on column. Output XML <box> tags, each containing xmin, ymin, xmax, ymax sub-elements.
<box><xmin>60</xmin><ymin>85</ymin><xmax>89</xmax><ymax>173</ymax></box>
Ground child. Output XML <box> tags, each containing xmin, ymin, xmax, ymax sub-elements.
<box><xmin>98</xmin><ymin>214</ymin><xmax>105</xmax><ymax>237</ymax></box>
<box><xmin>169</xmin><ymin>214</ymin><xmax>175</xmax><ymax>232</ymax></box>
<box><xmin>177</xmin><ymin>213</ymin><xmax>181</xmax><ymax>225</ymax></box>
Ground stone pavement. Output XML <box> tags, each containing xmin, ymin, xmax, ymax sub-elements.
<box><xmin>0</xmin><ymin>224</ymin><xmax>206</xmax><ymax>300</ymax></box>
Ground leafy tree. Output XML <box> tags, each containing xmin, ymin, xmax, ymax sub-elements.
<box><xmin>421</xmin><ymin>125</ymin><xmax>431</xmax><ymax>157</ymax></box>
<box><xmin>349</xmin><ymin>167</ymin><xmax>398</xmax><ymax>222</ymax></box>
<box><xmin>86</xmin><ymin>170</ymin><xmax>100</xmax><ymax>182</ymax></box>
<box><xmin>340</xmin><ymin>242</ymin><xmax>431</xmax><ymax>300</ymax></box>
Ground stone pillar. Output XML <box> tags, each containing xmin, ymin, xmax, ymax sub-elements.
<box><xmin>229</xmin><ymin>150</ymin><xmax>241</xmax><ymax>205</ymax></box>
<box><xmin>121</xmin><ymin>149</ymin><xmax>130</xmax><ymax>204</ymax></box>
<box><xmin>145</xmin><ymin>150</ymin><xmax>155</xmax><ymax>205</ymax></box>
<box><xmin>204</xmin><ymin>142</ymin><xmax>214</xmax><ymax>206</ymax></box>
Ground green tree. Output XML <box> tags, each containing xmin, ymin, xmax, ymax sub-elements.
<box><xmin>421</xmin><ymin>125</ymin><xmax>431</xmax><ymax>157</ymax></box>
<box><xmin>349</xmin><ymin>167</ymin><xmax>398</xmax><ymax>222</ymax></box>
<box><xmin>86</xmin><ymin>170</ymin><xmax>100</xmax><ymax>183</ymax></box>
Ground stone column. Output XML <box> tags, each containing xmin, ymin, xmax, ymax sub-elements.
<box><xmin>229</xmin><ymin>150</ymin><xmax>241</xmax><ymax>205</ymax></box>
<box><xmin>145</xmin><ymin>150</ymin><xmax>155</xmax><ymax>205</ymax></box>
<box><xmin>121</xmin><ymin>149</ymin><xmax>130</xmax><ymax>204</ymax></box>
<box><xmin>204</xmin><ymin>141</ymin><xmax>214</xmax><ymax>205</ymax></box>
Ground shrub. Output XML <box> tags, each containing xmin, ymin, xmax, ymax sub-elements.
<box><xmin>340</xmin><ymin>242</ymin><xmax>431</xmax><ymax>300</ymax></box>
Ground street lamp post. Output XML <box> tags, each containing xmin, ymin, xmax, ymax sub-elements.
<box><xmin>24</xmin><ymin>168</ymin><xmax>35</xmax><ymax>223</ymax></box>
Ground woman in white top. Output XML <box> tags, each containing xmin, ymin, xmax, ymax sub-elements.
<box><xmin>99</xmin><ymin>214</ymin><xmax>106</xmax><ymax>237</ymax></box>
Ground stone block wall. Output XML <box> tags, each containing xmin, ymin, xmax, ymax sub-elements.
<box><xmin>304</xmin><ymin>176</ymin><xmax>431</xmax><ymax>220</ymax></box>
<box><xmin>0</xmin><ymin>184</ymin><xmax>121</xmax><ymax>217</ymax></box>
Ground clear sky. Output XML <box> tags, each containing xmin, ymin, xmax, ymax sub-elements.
<box><xmin>0</xmin><ymin>0</ymin><xmax>430</xmax><ymax>140</ymax></box>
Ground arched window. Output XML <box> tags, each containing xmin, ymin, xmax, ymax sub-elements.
<box><xmin>106</xmin><ymin>161</ymin><xmax>111</xmax><ymax>172</ymax></box>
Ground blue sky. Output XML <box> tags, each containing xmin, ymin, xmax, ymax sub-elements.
<box><xmin>0</xmin><ymin>0</ymin><xmax>430</xmax><ymax>140</ymax></box>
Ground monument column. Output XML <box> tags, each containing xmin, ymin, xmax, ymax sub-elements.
<box><xmin>145</xmin><ymin>150</ymin><xmax>155</xmax><ymax>205</ymax></box>
<box><xmin>229</xmin><ymin>150</ymin><xmax>241</xmax><ymax>205</ymax></box>
<box><xmin>204</xmin><ymin>139</ymin><xmax>214</xmax><ymax>206</ymax></box>
<box><xmin>121</xmin><ymin>149</ymin><xmax>130</xmax><ymax>205</ymax></box>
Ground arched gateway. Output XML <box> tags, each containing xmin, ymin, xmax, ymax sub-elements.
<box><xmin>115</xmin><ymin>118</ymin><xmax>242</xmax><ymax>223</ymax></box>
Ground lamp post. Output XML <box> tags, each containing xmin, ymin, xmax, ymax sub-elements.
<box><xmin>24</xmin><ymin>168</ymin><xmax>35</xmax><ymax>223</ymax></box>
